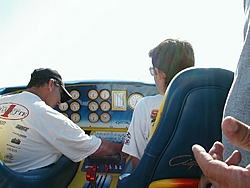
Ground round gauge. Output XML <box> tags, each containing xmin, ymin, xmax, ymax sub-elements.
<box><xmin>88</xmin><ymin>89</ymin><xmax>98</xmax><ymax>100</ymax></box>
<box><xmin>100</xmin><ymin>89</ymin><xmax>110</xmax><ymax>100</ymax></box>
<box><xmin>100</xmin><ymin>101</ymin><xmax>111</xmax><ymax>111</ymax></box>
<box><xmin>70</xmin><ymin>113</ymin><xmax>81</xmax><ymax>123</ymax></box>
<box><xmin>88</xmin><ymin>113</ymin><xmax>99</xmax><ymax>123</ymax></box>
<box><xmin>70</xmin><ymin>90</ymin><xmax>80</xmax><ymax>100</ymax></box>
<box><xmin>70</xmin><ymin>101</ymin><xmax>81</xmax><ymax>112</ymax></box>
<box><xmin>128</xmin><ymin>93</ymin><xmax>144</xmax><ymax>110</ymax></box>
<box><xmin>88</xmin><ymin>101</ymin><xmax>99</xmax><ymax>112</ymax></box>
<box><xmin>58</xmin><ymin>102</ymin><xmax>69</xmax><ymax>111</ymax></box>
<box><xmin>100</xmin><ymin>112</ymin><xmax>111</xmax><ymax>123</ymax></box>
<box><xmin>62</xmin><ymin>112</ymin><xmax>69</xmax><ymax>118</ymax></box>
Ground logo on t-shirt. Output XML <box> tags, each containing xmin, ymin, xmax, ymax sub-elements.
<box><xmin>0</xmin><ymin>103</ymin><xmax>29</xmax><ymax>120</ymax></box>
<box><xmin>15</xmin><ymin>124</ymin><xmax>29</xmax><ymax>132</ymax></box>
<box><xmin>4</xmin><ymin>153</ymin><xmax>14</xmax><ymax>163</ymax></box>
<box><xmin>11</xmin><ymin>138</ymin><xmax>21</xmax><ymax>145</ymax></box>
<box><xmin>124</xmin><ymin>132</ymin><xmax>131</xmax><ymax>145</ymax></box>
<box><xmin>151</xmin><ymin>109</ymin><xmax>159</xmax><ymax>124</ymax></box>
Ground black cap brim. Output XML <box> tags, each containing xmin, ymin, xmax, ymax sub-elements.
<box><xmin>60</xmin><ymin>85</ymin><xmax>72</xmax><ymax>103</ymax></box>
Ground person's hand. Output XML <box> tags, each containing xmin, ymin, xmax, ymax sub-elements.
<box><xmin>197</xmin><ymin>141</ymin><xmax>241</xmax><ymax>188</ymax></box>
<box><xmin>192</xmin><ymin>144</ymin><xmax>247</xmax><ymax>188</ymax></box>
<box><xmin>198</xmin><ymin>141</ymin><xmax>223</xmax><ymax>188</ymax></box>
<box><xmin>222</xmin><ymin>116</ymin><xmax>250</xmax><ymax>152</ymax></box>
<box><xmin>192</xmin><ymin>116</ymin><xmax>250</xmax><ymax>188</ymax></box>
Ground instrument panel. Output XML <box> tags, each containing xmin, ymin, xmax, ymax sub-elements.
<box><xmin>54</xmin><ymin>80</ymin><xmax>158</xmax><ymax>129</ymax></box>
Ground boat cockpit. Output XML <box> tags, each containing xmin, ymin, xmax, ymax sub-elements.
<box><xmin>0</xmin><ymin>67</ymin><xmax>234</xmax><ymax>188</ymax></box>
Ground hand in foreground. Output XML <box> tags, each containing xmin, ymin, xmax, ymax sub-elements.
<box><xmin>198</xmin><ymin>141</ymin><xmax>223</xmax><ymax>188</ymax></box>
<box><xmin>193</xmin><ymin>116</ymin><xmax>250</xmax><ymax>188</ymax></box>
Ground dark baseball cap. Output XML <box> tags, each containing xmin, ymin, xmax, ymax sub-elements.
<box><xmin>27</xmin><ymin>68</ymin><xmax>72</xmax><ymax>102</ymax></box>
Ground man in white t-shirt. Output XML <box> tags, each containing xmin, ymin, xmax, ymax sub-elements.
<box><xmin>122</xmin><ymin>39</ymin><xmax>195</xmax><ymax>170</ymax></box>
<box><xmin>0</xmin><ymin>68</ymin><xmax>122</xmax><ymax>172</ymax></box>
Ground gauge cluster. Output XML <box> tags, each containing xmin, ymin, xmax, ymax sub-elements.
<box><xmin>87</xmin><ymin>89</ymin><xmax>111</xmax><ymax>123</ymax></box>
<box><xmin>56</xmin><ymin>81</ymin><xmax>158</xmax><ymax>128</ymax></box>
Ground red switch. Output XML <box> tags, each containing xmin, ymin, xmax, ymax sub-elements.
<box><xmin>86</xmin><ymin>166</ymin><xmax>97</xmax><ymax>182</ymax></box>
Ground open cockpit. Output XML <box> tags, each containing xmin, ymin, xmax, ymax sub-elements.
<box><xmin>0</xmin><ymin>68</ymin><xmax>234</xmax><ymax>188</ymax></box>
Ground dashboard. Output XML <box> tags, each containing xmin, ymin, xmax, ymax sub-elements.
<box><xmin>54</xmin><ymin>80</ymin><xmax>157</xmax><ymax>130</ymax></box>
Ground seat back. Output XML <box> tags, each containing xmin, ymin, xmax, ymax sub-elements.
<box><xmin>0</xmin><ymin>155</ymin><xmax>79</xmax><ymax>188</ymax></box>
<box><xmin>117</xmin><ymin>68</ymin><xmax>234</xmax><ymax>188</ymax></box>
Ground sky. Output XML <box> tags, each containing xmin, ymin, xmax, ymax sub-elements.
<box><xmin>0</xmin><ymin>0</ymin><xmax>245</xmax><ymax>88</ymax></box>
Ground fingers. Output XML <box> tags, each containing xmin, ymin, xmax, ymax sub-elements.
<box><xmin>192</xmin><ymin>144</ymin><xmax>229</xmax><ymax>185</ymax></box>
<box><xmin>193</xmin><ymin>116</ymin><xmax>250</xmax><ymax>187</ymax></box>
<box><xmin>198</xmin><ymin>174</ymin><xmax>211</xmax><ymax>188</ymax></box>
<box><xmin>192</xmin><ymin>144</ymin><xmax>227</xmax><ymax>175</ymax></box>
<box><xmin>198</xmin><ymin>142</ymin><xmax>223</xmax><ymax>188</ymax></box>
<box><xmin>225</xmin><ymin>150</ymin><xmax>241</xmax><ymax>166</ymax></box>
<box><xmin>208</xmin><ymin>141</ymin><xmax>224</xmax><ymax>161</ymax></box>
<box><xmin>222</xmin><ymin>116</ymin><xmax>250</xmax><ymax>151</ymax></box>
<box><xmin>192</xmin><ymin>144</ymin><xmax>249</xmax><ymax>188</ymax></box>
<box><xmin>207</xmin><ymin>142</ymin><xmax>241</xmax><ymax>165</ymax></box>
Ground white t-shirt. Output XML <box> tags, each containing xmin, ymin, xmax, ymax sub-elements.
<box><xmin>122</xmin><ymin>94</ymin><xmax>164</xmax><ymax>159</ymax></box>
<box><xmin>0</xmin><ymin>91</ymin><xmax>101</xmax><ymax>172</ymax></box>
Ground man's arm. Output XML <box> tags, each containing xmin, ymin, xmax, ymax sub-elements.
<box><xmin>92</xmin><ymin>139</ymin><xmax>122</xmax><ymax>156</ymax></box>
<box><xmin>132</xmin><ymin>156</ymin><xmax>140</xmax><ymax>170</ymax></box>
